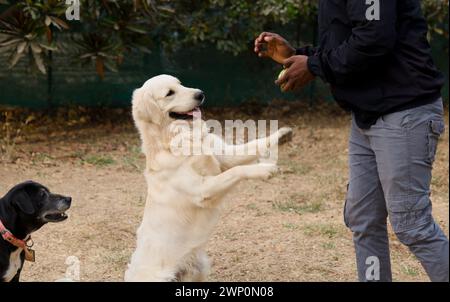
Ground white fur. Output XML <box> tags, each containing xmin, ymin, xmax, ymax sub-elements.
<box><xmin>3</xmin><ymin>248</ymin><xmax>22</xmax><ymax>282</ymax></box>
<box><xmin>125</xmin><ymin>75</ymin><xmax>292</xmax><ymax>282</ymax></box>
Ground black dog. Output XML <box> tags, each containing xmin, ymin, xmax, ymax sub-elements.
<box><xmin>0</xmin><ymin>181</ymin><xmax>71</xmax><ymax>282</ymax></box>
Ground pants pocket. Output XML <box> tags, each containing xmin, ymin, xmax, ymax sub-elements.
<box><xmin>387</xmin><ymin>194</ymin><xmax>432</xmax><ymax>233</ymax></box>
<box><xmin>343</xmin><ymin>183</ymin><xmax>350</xmax><ymax>228</ymax></box>
<box><xmin>427</xmin><ymin>120</ymin><xmax>445</xmax><ymax>164</ymax></box>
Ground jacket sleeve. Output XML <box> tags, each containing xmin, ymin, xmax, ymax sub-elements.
<box><xmin>296</xmin><ymin>45</ymin><xmax>318</xmax><ymax>56</ymax></box>
<box><xmin>308</xmin><ymin>0</ymin><xmax>398</xmax><ymax>84</ymax></box>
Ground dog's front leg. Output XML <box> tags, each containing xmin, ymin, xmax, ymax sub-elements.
<box><xmin>215</xmin><ymin>127</ymin><xmax>292</xmax><ymax>169</ymax></box>
<box><xmin>10</xmin><ymin>268</ymin><xmax>22</xmax><ymax>282</ymax></box>
<box><xmin>193</xmin><ymin>163</ymin><xmax>278</xmax><ymax>207</ymax></box>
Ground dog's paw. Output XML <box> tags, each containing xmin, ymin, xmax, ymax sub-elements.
<box><xmin>277</xmin><ymin>127</ymin><xmax>293</xmax><ymax>145</ymax></box>
<box><xmin>247</xmin><ymin>163</ymin><xmax>279</xmax><ymax>180</ymax></box>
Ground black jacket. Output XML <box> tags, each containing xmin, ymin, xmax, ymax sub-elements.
<box><xmin>298</xmin><ymin>0</ymin><xmax>444</xmax><ymax>129</ymax></box>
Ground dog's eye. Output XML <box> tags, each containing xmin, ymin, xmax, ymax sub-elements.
<box><xmin>39</xmin><ymin>190</ymin><xmax>47</xmax><ymax>199</ymax></box>
<box><xmin>166</xmin><ymin>90</ymin><xmax>175</xmax><ymax>97</ymax></box>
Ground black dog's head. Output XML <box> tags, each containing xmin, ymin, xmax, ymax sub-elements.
<box><xmin>2</xmin><ymin>181</ymin><xmax>71</xmax><ymax>230</ymax></box>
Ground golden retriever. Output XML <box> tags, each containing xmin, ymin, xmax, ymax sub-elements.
<box><xmin>124</xmin><ymin>75</ymin><xmax>292</xmax><ymax>281</ymax></box>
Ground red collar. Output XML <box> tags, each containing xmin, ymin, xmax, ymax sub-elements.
<box><xmin>0</xmin><ymin>218</ymin><xmax>35</xmax><ymax>261</ymax></box>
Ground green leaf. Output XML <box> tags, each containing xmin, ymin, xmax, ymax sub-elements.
<box><xmin>30</xmin><ymin>42</ymin><xmax>42</xmax><ymax>54</ymax></box>
<box><xmin>103</xmin><ymin>59</ymin><xmax>118</xmax><ymax>72</ymax></box>
<box><xmin>45</xmin><ymin>16</ymin><xmax>52</xmax><ymax>27</ymax></box>
<box><xmin>39</xmin><ymin>43</ymin><xmax>58</xmax><ymax>51</ymax></box>
<box><xmin>32</xmin><ymin>49</ymin><xmax>46</xmax><ymax>74</ymax></box>
<box><xmin>125</xmin><ymin>25</ymin><xmax>148</xmax><ymax>34</ymax></box>
<box><xmin>17</xmin><ymin>41</ymin><xmax>28</xmax><ymax>54</ymax></box>
<box><xmin>50</xmin><ymin>17</ymin><xmax>70</xmax><ymax>30</ymax></box>
<box><xmin>9</xmin><ymin>51</ymin><xmax>25</xmax><ymax>68</ymax></box>
<box><xmin>0</xmin><ymin>38</ymin><xmax>23</xmax><ymax>47</ymax></box>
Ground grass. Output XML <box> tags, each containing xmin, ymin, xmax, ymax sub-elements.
<box><xmin>246</xmin><ymin>203</ymin><xmax>258</xmax><ymax>210</ymax></box>
<box><xmin>401</xmin><ymin>265</ymin><xmax>419</xmax><ymax>277</ymax></box>
<box><xmin>0</xmin><ymin>111</ymin><xmax>29</xmax><ymax>162</ymax></box>
<box><xmin>431</xmin><ymin>175</ymin><xmax>445</xmax><ymax>188</ymax></box>
<box><xmin>71</xmin><ymin>150</ymin><xmax>87</xmax><ymax>159</ymax></box>
<box><xmin>122</xmin><ymin>156</ymin><xmax>142</xmax><ymax>170</ymax></box>
<box><xmin>102</xmin><ymin>247</ymin><xmax>131</xmax><ymax>268</ymax></box>
<box><xmin>136</xmin><ymin>196</ymin><xmax>145</xmax><ymax>207</ymax></box>
<box><xmin>303</xmin><ymin>224</ymin><xmax>340</xmax><ymax>239</ymax></box>
<box><xmin>245</xmin><ymin>203</ymin><xmax>269</xmax><ymax>217</ymax></box>
<box><xmin>31</xmin><ymin>152</ymin><xmax>54</xmax><ymax>165</ymax></box>
<box><xmin>82</xmin><ymin>155</ymin><xmax>116</xmax><ymax>167</ymax></box>
<box><xmin>322</xmin><ymin>242</ymin><xmax>336</xmax><ymax>250</ymax></box>
<box><xmin>121</xmin><ymin>145</ymin><xmax>144</xmax><ymax>171</ymax></box>
<box><xmin>272</xmin><ymin>198</ymin><xmax>323</xmax><ymax>215</ymax></box>
<box><xmin>35</xmin><ymin>171</ymin><xmax>48</xmax><ymax>178</ymax></box>
<box><xmin>279</xmin><ymin>160</ymin><xmax>313</xmax><ymax>176</ymax></box>
<box><xmin>283</xmin><ymin>223</ymin><xmax>299</xmax><ymax>230</ymax></box>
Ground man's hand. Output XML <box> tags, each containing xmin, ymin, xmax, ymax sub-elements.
<box><xmin>254</xmin><ymin>32</ymin><xmax>295</xmax><ymax>64</ymax></box>
<box><xmin>275</xmin><ymin>55</ymin><xmax>315</xmax><ymax>92</ymax></box>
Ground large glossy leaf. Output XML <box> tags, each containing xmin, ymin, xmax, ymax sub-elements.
<box><xmin>0</xmin><ymin>38</ymin><xmax>23</xmax><ymax>47</ymax></box>
<box><xmin>9</xmin><ymin>50</ymin><xmax>24</xmax><ymax>67</ymax></box>
<box><xmin>31</xmin><ymin>48</ymin><xmax>46</xmax><ymax>74</ymax></box>
<box><xmin>16</xmin><ymin>41</ymin><xmax>27</xmax><ymax>53</ymax></box>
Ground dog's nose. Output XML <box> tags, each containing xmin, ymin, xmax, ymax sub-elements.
<box><xmin>194</xmin><ymin>91</ymin><xmax>205</xmax><ymax>104</ymax></box>
<box><xmin>65</xmin><ymin>197</ymin><xmax>72</xmax><ymax>206</ymax></box>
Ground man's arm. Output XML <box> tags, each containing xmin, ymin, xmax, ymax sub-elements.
<box><xmin>308</xmin><ymin>0</ymin><xmax>398</xmax><ymax>85</ymax></box>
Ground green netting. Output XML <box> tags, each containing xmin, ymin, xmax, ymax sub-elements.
<box><xmin>0</xmin><ymin>39</ymin><xmax>447</xmax><ymax>109</ymax></box>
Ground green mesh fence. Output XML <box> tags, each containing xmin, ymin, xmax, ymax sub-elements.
<box><xmin>0</xmin><ymin>37</ymin><xmax>447</xmax><ymax>109</ymax></box>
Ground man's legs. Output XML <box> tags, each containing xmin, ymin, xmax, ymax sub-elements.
<box><xmin>367</xmin><ymin>99</ymin><xmax>449</xmax><ymax>282</ymax></box>
<box><xmin>345</xmin><ymin>115</ymin><xmax>392</xmax><ymax>281</ymax></box>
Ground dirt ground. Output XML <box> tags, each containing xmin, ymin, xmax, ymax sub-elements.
<box><xmin>0</xmin><ymin>103</ymin><xmax>448</xmax><ymax>282</ymax></box>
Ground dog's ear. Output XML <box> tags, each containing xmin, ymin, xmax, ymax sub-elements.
<box><xmin>132</xmin><ymin>88</ymin><xmax>163</xmax><ymax>125</ymax></box>
<box><xmin>11</xmin><ymin>190</ymin><xmax>35</xmax><ymax>215</ymax></box>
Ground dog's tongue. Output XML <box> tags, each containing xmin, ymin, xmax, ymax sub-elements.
<box><xmin>187</xmin><ymin>107</ymin><xmax>202</xmax><ymax>118</ymax></box>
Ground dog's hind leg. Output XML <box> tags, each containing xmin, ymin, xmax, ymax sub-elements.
<box><xmin>191</xmin><ymin>250</ymin><xmax>210</xmax><ymax>282</ymax></box>
<box><xmin>177</xmin><ymin>250</ymin><xmax>210</xmax><ymax>282</ymax></box>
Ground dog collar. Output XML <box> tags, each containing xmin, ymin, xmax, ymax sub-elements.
<box><xmin>0</xmin><ymin>218</ymin><xmax>35</xmax><ymax>262</ymax></box>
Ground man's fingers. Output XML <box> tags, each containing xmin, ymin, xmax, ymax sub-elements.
<box><xmin>283</xmin><ymin>56</ymin><xmax>296</xmax><ymax>68</ymax></box>
<box><xmin>276</xmin><ymin>65</ymin><xmax>295</xmax><ymax>86</ymax></box>
<box><xmin>256</xmin><ymin>32</ymin><xmax>276</xmax><ymax>44</ymax></box>
<box><xmin>255</xmin><ymin>42</ymin><xmax>267</xmax><ymax>51</ymax></box>
<box><xmin>263</xmin><ymin>36</ymin><xmax>275</xmax><ymax>43</ymax></box>
<box><xmin>255</xmin><ymin>36</ymin><xmax>263</xmax><ymax>45</ymax></box>
<box><xmin>260</xmin><ymin>32</ymin><xmax>275</xmax><ymax>39</ymax></box>
<box><xmin>256</xmin><ymin>32</ymin><xmax>274</xmax><ymax>43</ymax></box>
<box><xmin>255</xmin><ymin>41</ymin><xmax>271</xmax><ymax>57</ymax></box>
<box><xmin>281</xmin><ymin>79</ymin><xmax>296</xmax><ymax>92</ymax></box>
<box><xmin>255</xmin><ymin>32</ymin><xmax>279</xmax><ymax>55</ymax></box>
<box><xmin>255</xmin><ymin>44</ymin><xmax>269</xmax><ymax>56</ymax></box>
<box><xmin>275</xmin><ymin>72</ymin><xmax>289</xmax><ymax>86</ymax></box>
<box><xmin>278</xmin><ymin>68</ymin><xmax>296</xmax><ymax>91</ymax></box>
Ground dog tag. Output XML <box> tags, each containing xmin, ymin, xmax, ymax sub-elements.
<box><xmin>25</xmin><ymin>248</ymin><xmax>35</xmax><ymax>262</ymax></box>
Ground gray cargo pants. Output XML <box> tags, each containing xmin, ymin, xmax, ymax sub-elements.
<box><xmin>345</xmin><ymin>99</ymin><xmax>449</xmax><ymax>282</ymax></box>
